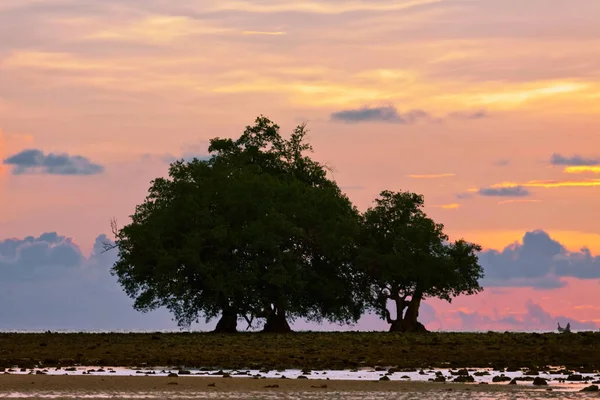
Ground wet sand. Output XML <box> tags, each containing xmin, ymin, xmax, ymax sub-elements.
<box><xmin>0</xmin><ymin>374</ymin><xmax>538</xmax><ymax>393</ymax></box>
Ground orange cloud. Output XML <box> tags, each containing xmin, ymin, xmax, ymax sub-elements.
<box><xmin>408</xmin><ymin>173</ymin><xmax>455</xmax><ymax>179</ymax></box>
<box><xmin>564</xmin><ymin>166</ymin><xmax>600</xmax><ymax>174</ymax></box>
<box><xmin>490</xmin><ymin>179</ymin><xmax>600</xmax><ymax>189</ymax></box>
<box><xmin>431</xmin><ymin>203</ymin><xmax>460</xmax><ymax>209</ymax></box>
<box><xmin>84</xmin><ymin>16</ymin><xmax>232</xmax><ymax>44</ymax></box>
<box><xmin>242</xmin><ymin>31</ymin><xmax>286</xmax><ymax>36</ymax></box>
<box><xmin>497</xmin><ymin>199</ymin><xmax>542</xmax><ymax>205</ymax></box>
<box><xmin>209</xmin><ymin>0</ymin><xmax>443</xmax><ymax>14</ymax></box>
<box><xmin>451</xmin><ymin>229</ymin><xmax>600</xmax><ymax>254</ymax></box>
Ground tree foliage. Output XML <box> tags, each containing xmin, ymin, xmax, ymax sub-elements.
<box><xmin>109</xmin><ymin>116</ymin><xmax>485</xmax><ymax>334</ymax></box>
<box><xmin>358</xmin><ymin>190</ymin><xmax>484</xmax><ymax>332</ymax></box>
<box><xmin>111</xmin><ymin>116</ymin><xmax>364</xmax><ymax>332</ymax></box>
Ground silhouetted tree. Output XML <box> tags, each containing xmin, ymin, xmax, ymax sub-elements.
<box><xmin>359</xmin><ymin>190</ymin><xmax>484</xmax><ymax>332</ymax></box>
<box><xmin>110</xmin><ymin>116</ymin><xmax>364</xmax><ymax>333</ymax></box>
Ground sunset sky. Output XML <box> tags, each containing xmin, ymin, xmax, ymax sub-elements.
<box><xmin>1</xmin><ymin>0</ymin><xmax>600</xmax><ymax>331</ymax></box>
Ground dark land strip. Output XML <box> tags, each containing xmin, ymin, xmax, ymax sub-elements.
<box><xmin>1</xmin><ymin>332</ymin><xmax>599</xmax><ymax>371</ymax></box>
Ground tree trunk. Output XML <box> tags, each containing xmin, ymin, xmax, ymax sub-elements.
<box><xmin>262</xmin><ymin>304</ymin><xmax>292</xmax><ymax>333</ymax></box>
<box><xmin>213</xmin><ymin>307</ymin><xmax>238</xmax><ymax>333</ymax></box>
<box><xmin>389</xmin><ymin>291</ymin><xmax>428</xmax><ymax>333</ymax></box>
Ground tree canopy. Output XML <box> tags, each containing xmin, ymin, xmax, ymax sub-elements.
<box><xmin>110</xmin><ymin>116</ymin><xmax>364</xmax><ymax>332</ymax></box>
<box><xmin>109</xmin><ymin>116</ymin><xmax>484</xmax><ymax>333</ymax></box>
<box><xmin>358</xmin><ymin>190</ymin><xmax>484</xmax><ymax>332</ymax></box>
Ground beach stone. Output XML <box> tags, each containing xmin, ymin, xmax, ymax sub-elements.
<box><xmin>474</xmin><ymin>371</ymin><xmax>489</xmax><ymax>376</ymax></box>
<box><xmin>451</xmin><ymin>369</ymin><xmax>469</xmax><ymax>376</ymax></box>
<box><xmin>509</xmin><ymin>378</ymin><xmax>517</xmax><ymax>385</ymax></box>
<box><xmin>167</xmin><ymin>373</ymin><xmax>178</xmax><ymax>377</ymax></box>
<box><xmin>533</xmin><ymin>377</ymin><xmax>548</xmax><ymax>386</ymax></box>
<box><xmin>433</xmin><ymin>376</ymin><xmax>446</xmax><ymax>382</ymax></box>
<box><xmin>492</xmin><ymin>375</ymin><xmax>511</xmax><ymax>382</ymax></box>
<box><xmin>567</xmin><ymin>374</ymin><xmax>583</xmax><ymax>381</ymax></box>
<box><xmin>580</xmin><ymin>385</ymin><xmax>599</xmax><ymax>392</ymax></box>
<box><xmin>178</xmin><ymin>370</ymin><xmax>191</xmax><ymax>375</ymax></box>
<box><xmin>524</xmin><ymin>369</ymin><xmax>539</xmax><ymax>376</ymax></box>
<box><xmin>453</xmin><ymin>375</ymin><xmax>475</xmax><ymax>383</ymax></box>
<box><xmin>297</xmin><ymin>375</ymin><xmax>308</xmax><ymax>379</ymax></box>
<box><xmin>379</xmin><ymin>375</ymin><xmax>390</xmax><ymax>381</ymax></box>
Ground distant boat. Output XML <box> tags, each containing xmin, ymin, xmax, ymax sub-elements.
<box><xmin>557</xmin><ymin>322</ymin><xmax>571</xmax><ymax>333</ymax></box>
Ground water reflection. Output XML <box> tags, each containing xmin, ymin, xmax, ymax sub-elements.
<box><xmin>0</xmin><ymin>391</ymin><xmax>590</xmax><ymax>400</ymax></box>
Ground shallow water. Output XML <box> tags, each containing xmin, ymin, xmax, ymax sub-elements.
<box><xmin>3</xmin><ymin>366</ymin><xmax>596</xmax><ymax>391</ymax></box>
<box><xmin>0</xmin><ymin>391</ymin><xmax>593</xmax><ymax>399</ymax></box>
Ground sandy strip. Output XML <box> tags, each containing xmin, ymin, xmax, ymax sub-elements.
<box><xmin>0</xmin><ymin>375</ymin><xmax>542</xmax><ymax>393</ymax></box>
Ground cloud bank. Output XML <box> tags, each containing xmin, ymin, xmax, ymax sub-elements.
<box><xmin>478</xmin><ymin>186</ymin><xmax>530</xmax><ymax>197</ymax></box>
<box><xmin>455</xmin><ymin>300</ymin><xmax>598</xmax><ymax>332</ymax></box>
<box><xmin>550</xmin><ymin>153</ymin><xmax>600</xmax><ymax>166</ymax></box>
<box><xmin>480</xmin><ymin>230</ymin><xmax>600</xmax><ymax>289</ymax></box>
<box><xmin>3</xmin><ymin>149</ymin><xmax>104</xmax><ymax>175</ymax></box>
<box><xmin>0</xmin><ymin>233</ymin><xmax>173</xmax><ymax>331</ymax></box>
<box><xmin>1</xmin><ymin>229</ymin><xmax>599</xmax><ymax>331</ymax></box>
<box><xmin>330</xmin><ymin>106</ymin><xmax>487</xmax><ymax>124</ymax></box>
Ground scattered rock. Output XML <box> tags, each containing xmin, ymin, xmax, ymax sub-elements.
<box><xmin>433</xmin><ymin>376</ymin><xmax>446</xmax><ymax>382</ymax></box>
<box><xmin>264</xmin><ymin>384</ymin><xmax>279</xmax><ymax>388</ymax></box>
<box><xmin>524</xmin><ymin>369</ymin><xmax>539</xmax><ymax>376</ymax></box>
<box><xmin>297</xmin><ymin>375</ymin><xmax>308</xmax><ymax>379</ymax></box>
<box><xmin>167</xmin><ymin>373</ymin><xmax>178</xmax><ymax>377</ymax></box>
<box><xmin>532</xmin><ymin>377</ymin><xmax>548</xmax><ymax>386</ymax></box>
<box><xmin>178</xmin><ymin>370</ymin><xmax>191</xmax><ymax>375</ymax></box>
<box><xmin>453</xmin><ymin>375</ymin><xmax>475</xmax><ymax>383</ymax></box>
<box><xmin>492</xmin><ymin>375</ymin><xmax>511</xmax><ymax>383</ymax></box>
<box><xmin>567</xmin><ymin>374</ymin><xmax>583</xmax><ymax>381</ymax></box>
<box><xmin>379</xmin><ymin>375</ymin><xmax>390</xmax><ymax>381</ymax></box>
<box><xmin>311</xmin><ymin>384</ymin><xmax>327</xmax><ymax>388</ymax></box>
<box><xmin>450</xmin><ymin>369</ymin><xmax>469</xmax><ymax>376</ymax></box>
<box><xmin>580</xmin><ymin>385</ymin><xmax>599</xmax><ymax>392</ymax></box>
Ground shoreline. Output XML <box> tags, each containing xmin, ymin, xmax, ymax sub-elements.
<box><xmin>0</xmin><ymin>375</ymin><xmax>553</xmax><ymax>393</ymax></box>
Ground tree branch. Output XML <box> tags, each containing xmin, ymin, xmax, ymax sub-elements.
<box><xmin>101</xmin><ymin>217</ymin><xmax>119</xmax><ymax>253</ymax></box>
